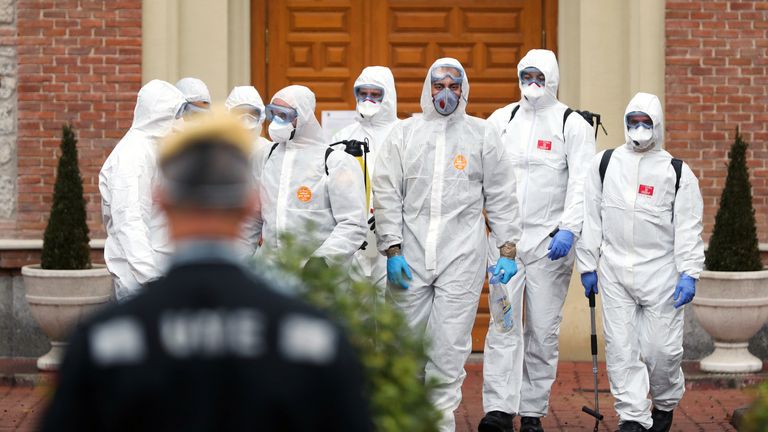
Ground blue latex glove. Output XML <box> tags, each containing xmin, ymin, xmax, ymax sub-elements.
<box><xmin>673</xmin><ymin>274</ymin><xmax>696</xmax><ymax>309</ymax></box>
<box><xmin>547</xmin><ymin>229</ymin><xmax>574</xmax><ymax>260</ymax></box>
<box><xmin>493</xmin><ymin>257</ymin><xmax>518</xmax><ymax>284</ymax></box>
<box><xmin>581</xmin><ymin>271</ymin><xmax>598</xmax><ymax>298</ymax></box>
<box><xmin>387</xmin><ymin>255</ymin><xmax>413</xmax><ymax>289</ymax></box>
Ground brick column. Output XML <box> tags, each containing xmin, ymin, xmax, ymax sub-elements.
<box><xmin>9</xmin><ymin>0</ymin><xmax>142</xmax><ymax>240</ymax></box>
<box><xmin>666</xmin><ymin>0</ymin><xmax>768</xmax><ymax>243</ymax></box>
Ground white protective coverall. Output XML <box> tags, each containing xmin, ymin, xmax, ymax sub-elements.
<box><xmin>576</xmin><ymin>93</ymin><xmax>704</xmax><ymax>429</ymax></box>
<box><xmin>258</xmin><ymin>85</ymin><xmax>367</xmax><ymax>264</ymax></box>
<box><xmin>373</xmin><ymin>58</ymin><xmax>521</xmax><ymax>431</ymax></box>
<box><xmin>331</xmin><ymin>66</ymin><xmax>399</xmax><ymax>287</ymax></box>
<box><xmin>100</xmin><ymin>80</ymin><xmax>187</xmax><ymax>301</ymax></box>
<box><xmin>175</xmin><ymin>77</ymin><xmax>211</xmax><ymax>105</ymax></box>
<box><xmin>225</xmin><ymin>86</ymin><xmax>273</xmax><ymax>255</ymax></box>
<box><xmin>482</xmin><ymin>49</ymin><xmax>596</xmax><ymax>417</ymax></box>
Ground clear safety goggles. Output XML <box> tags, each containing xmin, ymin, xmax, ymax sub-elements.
<box><xmin>232</xmin><ymin>104</ymin><xmax>264</xmax><ymax>123</ymax></box>
<box><xmin>265</xmin><ymin>103</ymin><xmax>299</xmax><ymax>124</ymax></box>
<box><xmin>625</xmin><ymin>111</ymin><xmax>654</xmax><ymax>130</ymax></box>
<box><xmin>354</xmin><ymin>84</ymin><xmax>385</xmax><ymax>103</ymax></box>
<box><xmin>519</xmin><ymin>67</ymin><xmax>545</xmax><ymax>87</ymax></box>
<box><xmin>430</xmin><ymin>64</ymin><xmax>464</xmax><ymax>84</ymax></box>
<box><xmin>176</xmin><ymin>102</ymin><xmax>210</xmax><ymax>120</ymax></box>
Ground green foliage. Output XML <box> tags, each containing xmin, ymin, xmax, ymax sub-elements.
<box><xmin>741</xmin><ymin>381</ymin><xmax>768</xmax><ymax>431</ymax></box>
<box><xmin>258</xmin><ymin>235</ymin><xmax>440</xmax><ymax>432</ymax></box>
<box><xmin>704</xmin><ymin>128</ymin><xmax>763</xmax><ymax>271</ymax></box>
<box><xmin>41</xmin><ymin>124</ymin><xmax>91</xmax><ymax>270</ymax></box>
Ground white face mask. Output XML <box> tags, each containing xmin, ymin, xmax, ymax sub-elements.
<box><xmin>357</xmin><ymin>100</ymin><xmax>381</xmax><ymax>118</ymax></box>
<box><xmin>522</xmin><ymin>83</ymin><xmax>546</xmax><ymax>104</ymax></box>
<box><xmin>268</xmin><ymin>121</ymin><xmax>295</xmax><ymax>143</ymax></box>
<box><xmin>628</xmin><ymin>127</ymin><xmax>655</xmax><ymax>152</ymax></box>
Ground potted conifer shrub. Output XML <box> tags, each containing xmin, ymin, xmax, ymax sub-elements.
<box><xmin>21</xmin><ymin>124</ymin><xmax>113</xmax><ymax>371</ymax></box>
<box><xmin>692</xmin><ymin>128</ymin><xmax>768</xmax><ymax>373</ymax></box>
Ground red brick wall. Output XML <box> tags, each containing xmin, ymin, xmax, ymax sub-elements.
<box><xmin>8</xmin><ymin>0</ymin><xmax>142</xmax><ymax>239</ymax></box>
<box><xmin>666</xmin><ymin>0</ymin><xmax>768</xmax><ymax>245</ymax></box>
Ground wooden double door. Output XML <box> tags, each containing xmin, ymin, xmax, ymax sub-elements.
<box><xmin>251</xmin><ymin>0</ymin><xmax>557</xmax><ymax>350</ymax></box>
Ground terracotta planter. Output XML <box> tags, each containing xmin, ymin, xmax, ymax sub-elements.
<box><xmin>692</xmin><ymin>269</ymin><xmax>768</xmax><ymax>373</ymax></box>
<box><xmin>21</xmin><ymin>264</ymin><xmax>113</xmax><ymax>371</ymax></box>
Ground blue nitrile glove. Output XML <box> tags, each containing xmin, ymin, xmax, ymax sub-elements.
<box><xmin>547</xmin><ymin>229</ymin><xmax>574</xmax><ymax>260</ymax></box>
<box><xmin>387</xmin><ymin>255</ymin><xmax>413</xmax><ymax>289</ymax></box>
<box><xmin>581</xmin><ymin>271</ymin><xmax>598</xmax><ymax>298</ymax></box>
<box><xmin>493</xmin><ymin>257</ymin><xmax>518</xmax><ymax>284</ymax></box>
<box><xmin>673</xmin><ymin>274</ymin><xmax>696</xmax><ymax>309</ymax></box>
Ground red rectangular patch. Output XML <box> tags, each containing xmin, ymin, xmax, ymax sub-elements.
<box><xmin>537</xmin><ymin>140</ymin><xmax>552</xmax><ymax>151</ymax></box>
<box><xmin>638</xmin><ymin>185</ymin><xmax>655</xmax><ymax>196</ymax></box>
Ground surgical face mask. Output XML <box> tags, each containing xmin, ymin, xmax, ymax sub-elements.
<box><xmin>357</xmin><ymin>100</ymin><xmax>381</xmax><ymax>118</ymax></box>
<box><xmin>522</xmin><ymin>83</ymin><xmax>546</xmax><ymax>103</ymax></box>
<box><xmin>628</xmin><ymin>127</ymin><xmax>655</xmax><ymax>151</ymax></box>
<box><xmin>433</xmin><ymin>88</ymin><xmax>460</xmax><ymax>116</ymax></box>
<box><xmin>269</xmin><ymin>121</ymin><xmax>295</xmax><ymax>143</ymax></box>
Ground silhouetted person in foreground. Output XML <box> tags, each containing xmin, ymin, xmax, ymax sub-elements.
<box><xmin>41</xmin><ymin>111</ymin><xmax>373</xmax><ymax>432</ymax></box>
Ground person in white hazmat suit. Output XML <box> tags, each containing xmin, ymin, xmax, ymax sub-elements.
<box><xmin>257</xmin><ymin>85</ymin><xmax>367</xmax><ymax>268</ymax></box>
<box><xmin>373</xmin><ymin>58</ymin><xmax>521</xmax><ymax>432</ymax></box>
<box><xmin>576</xmin><ymin>93</ymin><xmax>703</xmax><ymax>432</ymax></box>
<box><xmin>479</xmin><ymin>49</ymin><xmax>596</xmax><ymax>432</ymax></box>
<box><xmin>99</xmin><ymin>80</ymin><xmax>187</xmax><ymax>301</ymax></box>
<box><xmin>175</xmin><ymin>77</ymin><xmax>211</xmax><ymax>115</ymax></box>
<box><xmin>331</xmin><ymin>66</ymin><xmax>399</xmax><ymax>287</ymax></box>
<box><xmin>225</xmin><ymin>86</ymin><xmax>273</xmax><ymax>255</ymax></box>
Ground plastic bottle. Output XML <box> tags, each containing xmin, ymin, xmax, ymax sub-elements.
<box><xmin>487</xmin><ymin>265</ymin><xmax>514</xmax><ymax>333</ymax></box>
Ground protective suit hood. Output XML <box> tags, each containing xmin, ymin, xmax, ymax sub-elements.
<box><xmin>226</xmin><ymin>86</ymin><xmax>266</xmax><ymax>112</ymax></box>
<box><xmin>271</xmin><ymin>85</ymin><xmax>325</xmax><ymax>146</ymax></box>
<box><xmin>131</xmin><ymin>80</ymin><xmax>187</xmax><ymax>138</ymax></box>
<box><xmin>623</xmin><ymin>92</ymin><xmax>664</xmax><ymax>151</ymax></box>
<box><xmin>354</xmin><ymin>66</ymin><xmax>398</xmax><ymax>126</ymax></box>
<box><xmin>420</xmin><ymin>57</ymin><xmax>470</xmax><ymax>121</ymax></box>
<box><xmin>175</xmin><ymin>77</ymin><xmax>211</xmax><ymax>104</ymax></box>
<box><xmin>517</xmin><ymin>49</ymin><xmax>559</xmax><ymax>109</ymax></box>
<box><xmin>225</xmin><ymin>86</ymin><xmax>267</xmax><ymax>123</ymax></box>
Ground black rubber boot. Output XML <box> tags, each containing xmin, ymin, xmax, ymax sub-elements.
<box><xmin>478</xmin><ymin>411</ymin><xmax>515</xmax><ymax>432</ymax></box>
<box><xmin>649</xmin><ymin>408</ymin><xmax>673</xmax><ymax>432</ymax></box>
<box><xmin>618</xmin><ymin>421</ymin><xmax>648</xmax><ymax>432</ymax></box>
<box><xmin>519</xmin><ymin>416</ymin><xmax>544</xmax><ymax>432</ymax></box>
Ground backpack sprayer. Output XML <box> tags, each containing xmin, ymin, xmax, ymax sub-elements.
<box><xmin>329</xmin><ymin>138</ymin><xmax>371</xmax><ymax>209</ymax></box>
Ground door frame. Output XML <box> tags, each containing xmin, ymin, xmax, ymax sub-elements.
<box><xmin>250</xmin><ymin>0</ymin><xmax>557</xmax><ymax>97</ymax></box>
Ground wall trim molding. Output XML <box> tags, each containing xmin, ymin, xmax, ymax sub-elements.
<box><xmin>0</xmin><ymin>239</ymin><xmax>106</xmax><ymax>250</ymax></box>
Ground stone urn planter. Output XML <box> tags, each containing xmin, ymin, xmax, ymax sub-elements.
<box><xmin>692</xmin><ymin>269</ymin><xmax>768</xmax><ymax>373</ymax></box>
<box><xmin>21</xmin><ymin>264</ymin><xmax>113</xmax><ymax>371</ymax></box>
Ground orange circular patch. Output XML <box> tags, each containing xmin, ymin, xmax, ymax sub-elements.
<box><xmin>453</xmin><ymin>154</ymin><xmax>467</xmax><ymax>171</ymax></box>
<box><xmin>296</xmin><ymin>186</ymin><xmax>312</xmax><ymax>202</ymax></box>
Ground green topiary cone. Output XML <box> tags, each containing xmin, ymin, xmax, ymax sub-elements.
<box><xmin>40</xmin><ymin>124</ymin><xmax>91</xmax><ymax>270</ymax></box>
<box><xmin>704</xmin><ymin>127</ymin><xmax>762</xmax><ymax>271</ymax></box>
